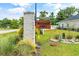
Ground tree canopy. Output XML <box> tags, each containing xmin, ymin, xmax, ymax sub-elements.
<box><xmin>38</xmin><ymin>6</ymin><xmax>79</xmax><ymax>25</ymax></box>
<box><xmin>39</xmin><ymin>11</ymin><xmax>48</xmax><ymax>20</ymax></box>
<box><xmin>56</xmin><ymin>6</ymin><xmax>77</xmax><ymax>21</ymax></box>
<box><xmin>49</xmin><ymin>12</ymin><xmax>57</xmax><ymax>25</ymax></box>
<box><xmin>0</xmin><ymin>17</ymin><xmax>24</xmax><ymax>29</ymax></box>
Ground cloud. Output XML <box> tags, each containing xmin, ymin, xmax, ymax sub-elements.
<box><xmin>0</xmin><ymin>10</ymin><xmax>21</xmax><ymax>19</ymax></box>
<box><xmin>10</xmin><ymin>3</ymin><xmax>32</xmax><ymax>13</ymax></box>
<box><xmin>69</xmin><ymin>3</ymin><xmax>79</xmax><ymax>8</ymax></box>
<box><xmin>8</xmin><ymin>7</ymin><xmax>25</xmax><ymax>14</ymax></box>
<box><xmin>11</xmin><ymin>3</ymin><xmax>32</xmax><ymax>8</ymax></box>
<box><xmin>0</xmin><ymin>7</ymin><xmax>24</xmax><ymax>19</ymax></box>
<box><xmin>7</xmin><ymin>7</ymin><xmax>25</xmax><ymax>19</ymax></box>
<box><xmin>53</xmin><ymin>4</ymin><xmax>61</xmax><ymax>16</ymax></box>
<box><xmin>44</xmin><ymin>3</ymin><xmax>61</xmax><ymax>16</ymax></box>
<box><xmin>0</xmin><ymin>3</ymin><xmax>33</xmax><ymax>19</ymax></box>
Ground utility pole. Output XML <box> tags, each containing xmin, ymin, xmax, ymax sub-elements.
<box><xmin>35</xmin><ymin>3</ymin><xmax>37</xmax><ymax>21</ymax></box>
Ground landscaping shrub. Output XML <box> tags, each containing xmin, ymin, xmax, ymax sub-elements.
<box><xmin>62</xmin><ymin>33</ymin><xmax>65</xmax><ymax>39</ymax></box>
<box><xmin>13</xmin><ymin>39</ymin><xmax>36</xmax><ymax>56</ymax></box>
<box><xmin>71</xmin><ymin>28</ymin><xmax>75</xmax><ymax>31</ymax></box>
<box><xmin>63</xmin><ymin>28</ymin><xmax>67</xmax><ymax>30</ymax></box>
<box><xmin>57</xmin><ymin>26</ymin><xmax>61</xmax><ymax>29</ymax></box>
<box><xmin>54</xmin><ymin>35</ymin><xmax>59</xmax><ymax>40</ymax></box>
<box><xmin>35</xmin><ymin>28</ymin><xmax>42</xmax><ymax>35</ymax></box>
<box><xmin>66</xmin><ymin>35</ymin><xmax>72</xmax><ymax>39</ymax></box>
<box><xmin>74</xmin><ymin>35</ymin><xmax>79</xmax><ymax>42</ymax></box>
<box><xmin>40</xmin><ymin>29</ymin><xmax>43</xmax><ymax>35</ymax></box>
<box><xmin>75</xmin><ymin>35</ymin><xmax>79</xmax><ymax>39</ymax></box>
<box><xmin>17</xmin><ymin>27</ymin><xmax>23</xmax><ymax>39</ymax></box>
<box><xmin>35</xmin><ymin>28</ymin><xmax>43</xmax><ymax>44</ymax></box>
<box><xmin>35</xmin><ymin>28</ymin><xmax>40</xmax><ymax>35</ymax></box>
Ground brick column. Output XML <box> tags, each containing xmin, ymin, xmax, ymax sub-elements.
<box><xmin>24</xmin><ymin>12</ymin><xmax>35</xmax><ymax>44</ymax></box>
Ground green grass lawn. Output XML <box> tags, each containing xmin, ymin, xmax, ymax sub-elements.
<box><xmin>40</xmin><ymin>43</ymin><xmax>79</xmax><ymax>56</ymax></box>
<box><xmin>0</xmin><ymin>32</ymin><xmax>16</xmax><ymax>38</ymax></box>
<box><xmin>1</xmin><ymin>29</ymin><xmax>79</xmax><ymax>56</ymax></box>
<box><xmin>36</xmin><ymin>29</ymin><xmax>79</xmax><ymax>56</ymax></box>
<box><xmin>0</xmin><ymin>32</ymin><xmax>17</xmax><ymax>55</ymax></box>
<box><xmin>0</xmin><ymin>31</ymin><xmax>33</xmax><ymax>56</ymax></box>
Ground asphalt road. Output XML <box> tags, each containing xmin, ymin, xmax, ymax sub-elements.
<box><xmin>0</xmin><ymin>29</ymin><xmax>17</xmax><ymax>34</ymax></box>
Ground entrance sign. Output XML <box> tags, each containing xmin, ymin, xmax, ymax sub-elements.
<box><xmin>24</xmin><ymin>12</ymin><xmax>35</xmax><ymax>44</ymax></box>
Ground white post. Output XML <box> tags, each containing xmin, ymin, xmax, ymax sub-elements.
<box><xmin>24</xmin><ymin>12</ymin><xmax>35</xmax><ymax>44</ymax></box>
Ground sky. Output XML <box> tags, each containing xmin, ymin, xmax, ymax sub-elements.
<box><xmin>0</xmin><ymin>3</ymin><xmax>79</xmax><ymax>19</ymax></box>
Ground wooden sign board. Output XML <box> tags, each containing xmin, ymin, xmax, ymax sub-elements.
<box><xmin>35</xmin><ymin>20</ymin><xmax>51</xmax><ymax>29</ymax></box>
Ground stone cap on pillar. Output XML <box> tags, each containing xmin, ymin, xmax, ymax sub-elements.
<box><xmin>24</xmin><ymin>12</ymin><xmax>34</xmax><ymax>15</ymax></box>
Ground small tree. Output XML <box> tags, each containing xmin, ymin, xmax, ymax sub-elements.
<box><xmin>49</xmin><ymin>12</ymin><xmax>57</xmax><ymax>25</ymax></box>
<box><xmin>39</xmin><ymin>11</ymin><xmax>48</xmax><ymax>20</ymax></box>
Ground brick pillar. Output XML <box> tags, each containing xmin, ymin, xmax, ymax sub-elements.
<box><xmin>24</xmin><ymin>12</ymin><xmax>35</xmax><ymax>44</ymax></box>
